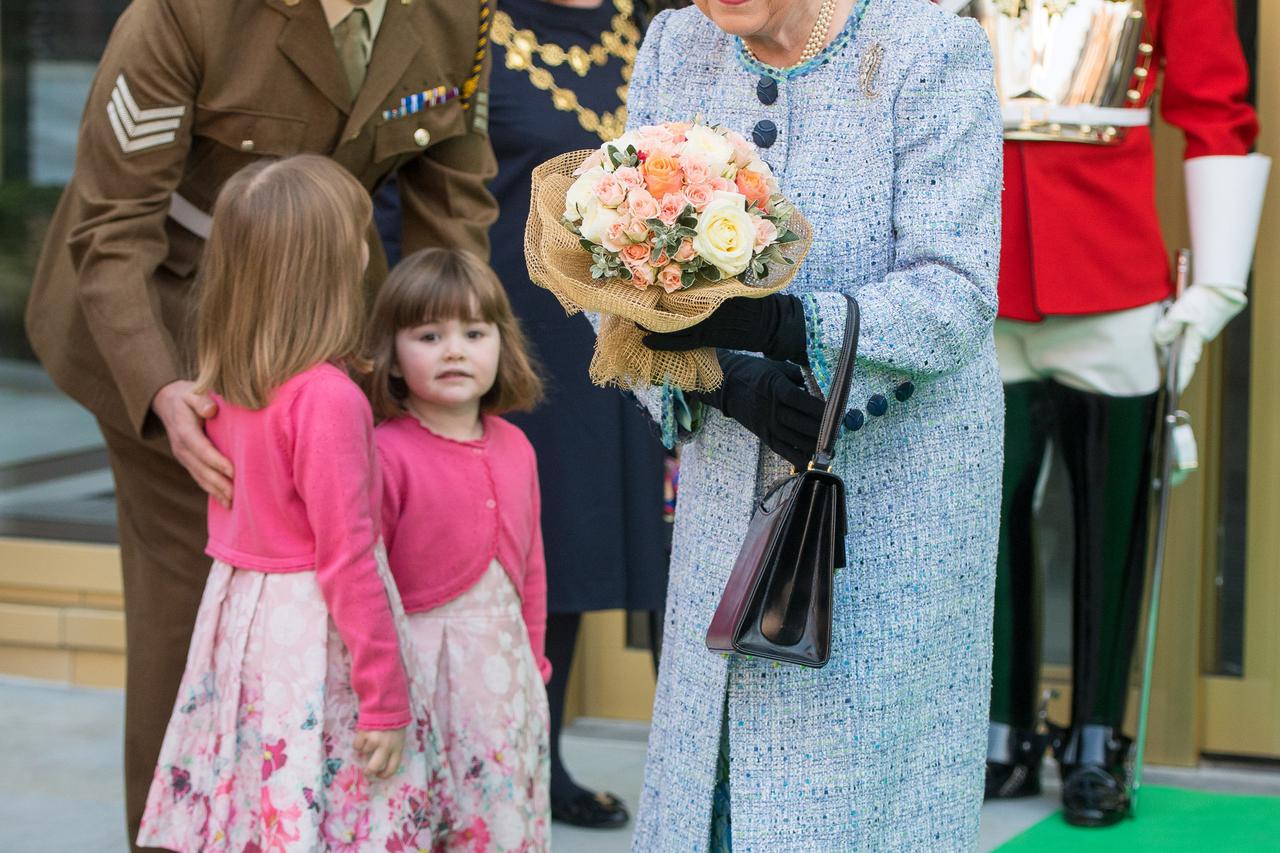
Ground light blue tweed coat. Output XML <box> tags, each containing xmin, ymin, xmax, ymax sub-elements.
<box><xmin>616</xmin><ymin>1</ymin><xmax>1004</xmax><ymax>851</ymax></box>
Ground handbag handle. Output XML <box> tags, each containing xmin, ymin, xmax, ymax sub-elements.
<box><xmin>811</xmin><ymin>296</ymin><xmax>860</xmax><ymax>472</ymax></box>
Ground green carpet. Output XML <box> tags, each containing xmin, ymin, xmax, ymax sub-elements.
<box><xmin>995</xmin><ymin>785</ymin><xmax>1280</xmax><ymax>852</ymax></box>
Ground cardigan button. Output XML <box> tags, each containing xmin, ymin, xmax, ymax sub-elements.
<box><xmin>752</xmin><ymin>119</ymin><xmax>778</xmax><ymax>149</ymax></box>
<box><xmin>485</xmin><ymin>499</ymin><xmax>496</xmax><ymax>509</ymax></box>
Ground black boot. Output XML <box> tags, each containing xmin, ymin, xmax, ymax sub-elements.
<box><xmin>985</xmin><ymin>722</ymin><xmax>1049</xmax><ymax>800</ymax></box>
<box><xmin>1058</xmin><ymin>725</ymin><xmax>1133</xmax><ymax>827</ymax></box>
<box><xmin>987</xmin><ymin>382</ymin><xmax>1052</xmax><ymax>800</ymax></box>
<box><xmin>1049</xmin><ymin>384</ymin><xmax>1158</xmax><ymax>827</ymax></box>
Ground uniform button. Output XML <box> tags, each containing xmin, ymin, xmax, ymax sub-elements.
<box><xmin>843</xmin><ymin>409</ymin><xmax>865</xmax><ymax>432</ymax></box>
<box><xmin>894</xmin><ymin>381</ymin><xmax>915</xmax><ymax>402</ymax></box>
<box><xmin>752</xmin><ymin>119</ymin><xmax>777</xmax><ymax>149</ymax></box>
<box><xmin>867</xmin><ymin>394</ymin><xmax>889</xmax><ymax>417</ymax></box>
<box><xmin>485</xmin><ymin>499</ymin><xmax>496</xmax><ymax>509</ymax></box>
<box><xmin>413</xmin><ymin>128</ymin><xmax>431</xmax><ymax>147</ymax></box>
<box><xmin>756</xmin><ymin>75</ymin><xmax>778</xmax><ymax>105</ymax></box>
<box><xmin>240</xmin><ymin>139</ymin><xmax>255</xmax><ymax>152</ymax></box>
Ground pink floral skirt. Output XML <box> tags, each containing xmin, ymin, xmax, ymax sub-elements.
<box><xmin>409</xmin><ymin>562</ymin><xmax>550</xmax><ymax>853</ymax></box>
<box><xmin>137</xmin><ymin>548</ymin><xmax>453</xmax><ymax>852</ymax></box>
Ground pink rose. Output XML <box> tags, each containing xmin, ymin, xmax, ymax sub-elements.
<box><xmin>674</xmin><ymin>238</ymin><xmax>697</xmax><ymax>263</ymax></box>
<box><xmin>630</xmin><ymin>263</ymin><xmax>656</xmax><ymax>289</ymax></box>
<box><xmin>725</xmin><ymin>130</ymin><xmax>756</xmax><ymax>167</ymax></box>
<box><xmin>603</xmin><ymin>219</ymin><xmax>629</xmax><ymax>252</ymax></box>
<box><xmin>624</xmin><ymin>217</ymin><xmax>651</xmax><ymax>242</ymax></box>
<box><xmin>621</xmin><ymin>243</ymin><xmax>651</xmax><ymax>267</ymax></box>
<box><xmin>614</xmin><ymin>165</ymin><xmax>646</xmax><ymax>192</ymax></box>
<box><xmin>593</xmin><ymin>174</ymin><xmax>626</xmax><ymax>208</ymax></box>
<box><xmin>658</xmin><ymin>193</ymin><xmax>687</xmax><ymax>226</ymax></box>
<box><xmin>683</xmin><ymin>182</ymin><xmax>715</xmax><ymax>212</ymax></box>
<box><xmin>638</xmin><ymin>124</ymin><xmax>675</xmax><ymax>147</ymax></box>
<box><xmin>649</xmin><ymin>248</ymin><xmax>671</xmax><ymax>268</ymax></box>
<box><xmin>659</xmin><ymin>264</ymin><xmax>685</xmax><ymax>294</ymax></box>
<box><xmin>753</xmin><ymin>216</ymin><xmax>779</xmax><ymax>250</ymax></box>
<box><xmin>667</xmin><ymin>121</ymin><xmax>692</xmax><ymax>143</ymax></box>
<box><xmin>710</xmin><ymin>176</ymin><xmax>737</xmax><ymax>194</ymax></box>
<box><xmin>627</xmin><ymin>190</ymin><xmax>660</xmax><ymax>221</ymax></box>
<box><xmin>682</xmin><ymin>155</ymin><xmax>712</xmax><ymax>186</ymax></box>
<box><xmin>573</xmin><ymin>149</ymin><xmax>605</xmax><ymax>175</ymax></box>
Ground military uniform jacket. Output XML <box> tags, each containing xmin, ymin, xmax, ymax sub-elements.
<box><xmin>998</xmin><ymin>0</ymin><xmax>1258</xmax><ymax>322</ymax></box>
<box><xmin>26</xmin><ymin>0</ymin><xmax>498</xmax><ymax>435</ymax></box>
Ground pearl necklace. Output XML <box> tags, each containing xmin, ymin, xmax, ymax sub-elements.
<box><xmin>742</xmin><ymin>0</ymin><xmax>838</xmax><ymax>70</ymax></box>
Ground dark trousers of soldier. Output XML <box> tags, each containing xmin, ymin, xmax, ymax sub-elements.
<box><xmin>100</xmin><ymin>420</ymin><xmax>209</xmax><ymax>852</ymax></box>
<box><xmin>991</xmin><ymin>382</ymin><xmax>1158</xmax><ymax>742</ymax></box>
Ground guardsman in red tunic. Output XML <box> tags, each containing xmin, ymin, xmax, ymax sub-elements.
<box><xmin>950</xmin><ymin>0</ymin><xmax>1268</xmax><ymax>826</ymax></box>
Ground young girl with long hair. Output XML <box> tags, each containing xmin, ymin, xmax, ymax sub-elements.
<box><xmin>137</xmin><ymin>155</ymin><xmax>449</xmax><ymax>852</ymax></box>
<box><xmin>366</xmin><ymin>248</ymin><xmax>551</xmax><ymax>851</ymax></box>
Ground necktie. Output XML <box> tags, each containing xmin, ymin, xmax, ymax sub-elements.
<box><xmin>333</xmin><ymin>7</ymin><xmax>370</xmax><ymax>99</ymax></box>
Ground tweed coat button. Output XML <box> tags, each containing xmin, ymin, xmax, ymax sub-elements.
<box><xmin>867</xmin><ymin>394</ymin><xmax>889</xmax><ymax>416</ymax></box>
<box><xmin>843</xmin><ymin>409</ymin><xmax>865</xmax><ymax>432</ymax></box>
<box><xmin>240</xmin><ymin>139</ymin><xmax>255</xmax><ymax>152</ymax></box>
<box><xmin>894</xmin><ymin>381</ymin><xmax>915</xmax><ymax>402</ymax></box>
<box><xmin>752</xmin><ymin>119</ymin><xmax>777</xmax><ymax>148</ymax></box>
<box><xmin>414</xmin><ymin>127</ymin><xmax>431</xmax><ymax>147</ymax></box>
<box><xmin>756</xmin><ymin>75</ymin><xmax>778</xmax><ymax>105</ymax></box>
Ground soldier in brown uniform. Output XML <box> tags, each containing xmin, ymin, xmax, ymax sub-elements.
<box><xmin>24</xmin><ymin>1</ymin><xmax>498</xmax><ymax>847</ymax></box>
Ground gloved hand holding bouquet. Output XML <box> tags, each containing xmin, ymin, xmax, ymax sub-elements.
<box><xmin>524</xmin><ymin>121</ymin><xmax>811</xmax><ymax>391</ymax></box>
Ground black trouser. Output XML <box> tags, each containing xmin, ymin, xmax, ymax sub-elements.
<box><xmin>990</xmin><ymin>382</ymin><xmax>1158</xmax><ymax>738</ymax></box>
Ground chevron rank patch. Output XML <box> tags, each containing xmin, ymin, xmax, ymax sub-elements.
<box><xmin>106</xmin><ymin>74</ymin><xmax>186</xmax><ymax>154</ymax></box>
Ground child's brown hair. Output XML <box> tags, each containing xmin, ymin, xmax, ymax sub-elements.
<box><xmin>365</xmin><ymin>248</ymin><xmax>543</xmax><ymax>419</ymax></box>
<box><xmin>193</xmin><ymin>154</ymin><xmax>372</xmax><ymax>408</ymax></box>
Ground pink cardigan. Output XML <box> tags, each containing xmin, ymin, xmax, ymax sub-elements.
<box><xmin>205</xmin><ymin>362</ymin><xmax>410</xmax><ymax>730</ymax></box>
<box><xmin>376</xmin><ymin>415</ymin><xmax>550</xmax><ymax>681</ymax></box>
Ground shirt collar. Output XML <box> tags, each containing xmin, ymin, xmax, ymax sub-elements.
<box><xmin>319</xmin><ymin>0</ymin><xmax>387</xmax><ymax>40</ymax></box>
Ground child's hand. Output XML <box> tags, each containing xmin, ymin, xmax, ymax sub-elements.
<box><xmin>354</xmin><ymin>727</ymin><xmax>406</xmax><ymax>779</ymax></box>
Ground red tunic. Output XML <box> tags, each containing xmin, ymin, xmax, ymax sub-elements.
<box><xmin>998</xmin><ymin>0</ymin><xmax>1259</xmax><ymax>321</ymax></box>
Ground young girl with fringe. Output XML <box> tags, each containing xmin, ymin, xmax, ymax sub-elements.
<box><xmin>366</xmin><ymin>248</ymin><xmax>552</xmax><ymax>851</ymax></box>
<box><xmin>137</xmin><ymin>155</ymin><xmax>450</xmax><ymax>852</ymax></box>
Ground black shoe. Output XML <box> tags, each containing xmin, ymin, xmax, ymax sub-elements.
<box><xmin>984</xmin><ymin>722</ymin><xmax>1047</xmax><ymax>801</ymax></box>
<box><xmin>551</xmin><ymin>791</ymin><xmax>631</xmax><ymax>829</ymax></box>
<box><xmin>1057</xmin><ymin>724</ymin><xmax>1132</xmax><ymax>827</ymax></box>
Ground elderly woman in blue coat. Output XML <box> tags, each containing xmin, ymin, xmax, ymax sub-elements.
<box><xmin>618</xmin><ymin>1</ymin><xmax>1005</xmax><ymax>850</ymax></box>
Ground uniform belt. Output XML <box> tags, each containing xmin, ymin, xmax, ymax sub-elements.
<box><xmin>1002</xmin><ymin>104</ymin><xmax>1151</xmax><ymax>131</ymax></box>
<box><xmin>168</xmin><ymin>192</ymin><xmax>212</xmax><ymax>239</ymax></box>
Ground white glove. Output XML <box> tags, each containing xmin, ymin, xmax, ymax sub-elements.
<box><xmin>1153</xmin><ymin>284</ymin><xmax>1245</xmax><ymax>392</ymax></box>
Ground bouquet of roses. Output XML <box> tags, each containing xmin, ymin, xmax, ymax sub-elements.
<box><xmin>524</xmin><ymin>121</ymin><xmax>811</xmax><ymax>391</ymax></box>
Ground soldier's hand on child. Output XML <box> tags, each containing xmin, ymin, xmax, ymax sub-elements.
<box><xmin>152</xmin><ymin>380</ymin><xmax>234</xmax><ymax>508</ymax></box>
<box><xmin>354</xmin><ymin>727</ymin><xmax>406</xmax><ymax>779</ymax></box>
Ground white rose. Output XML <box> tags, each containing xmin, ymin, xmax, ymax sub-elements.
<box><xmin>578</xmin><ymin>197</ymin><xmax>623</xmax><ymax>246</ymax></box>
<box><xmin>681</xmin><ymin>125</ymin><xmax>735</xmax><ymax>175</ymax></box>
<box><xmin>564</xmin><ymin>167</ymin><xmax>606</xmax><ymax>222</ymax></box>
<box><xmin>693</xmin><ymin>192</ymin><xmax>756</xmax><ymax>277</ymax></box>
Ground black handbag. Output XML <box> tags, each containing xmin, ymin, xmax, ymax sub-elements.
<box><xmin>705</xmin><ymin>296</ymin><xmax>859</xmax><ymax>668</ymax></box>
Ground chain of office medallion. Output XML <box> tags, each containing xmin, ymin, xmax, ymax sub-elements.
<box><xmin>491</xmin><ymin>0</ymin><xmax>638</xmax><ymax>141</ymax></box>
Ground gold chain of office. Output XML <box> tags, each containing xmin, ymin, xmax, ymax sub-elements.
<box><xmin>490</xmin><ymin>0</ymin><xmax>639</xmax><ymax>142</ymax></box>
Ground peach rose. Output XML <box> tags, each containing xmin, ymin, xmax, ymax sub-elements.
<box><xmin>735</xmin><ymin>168</ymin><xmax>772</xmax><ymax>211</ymax></box>
<box><xmin>725</xmin><ymin>130</ymin><xmax>756</xmax><ymax>167</ymax></box>
<box><xmin>630</xmin><ymin>263</ymin><xmax>656</xmax><ymax>289</ymax></box>
<box><xmin>649</xmin><ymin>248</ymin><xmax>671</xmax><ymax>268</ymax></box>
<box><xmin>674</xmin><ymin>238</ymin><xmax>697</xmax><ymax>263</ymax></box>
<box><xmin>753</xmin><ymin>216</ymin><xmax>779</xmax><ymax>250</ymax></box>
<box><xmin>710</xmin><ymin>176</ymin><xmax>737</xmax><ymax>193</ymax></box>
<box><xmin>624</xmin><ymin>217</ymin><xmax>651</xmax><ymax>242</ymax></box>
<box><xmin>643</xmin><ymin>151</ymin><xmax>684</xmax><ymax>199</ymax></box>
<box><xmin>638</xmin><ymin>124</ymin><xmax>675</xmax><ymax>148</ymax></box>
<box><xmin>627</xmin><ymin>190</ymin><xmax>660</xmax><ymax>222</ymax></box>
<box><xmin>620</xmin><ymin>243</ymin><xmax>651</xmax><ymax>267</ymax></box>
<box><xmin>683</xmin><ymin>182</ymin><xmax>715</xmax><ymax>212</ymax></box>
<box><xmin>593</xmin><ymin>174</ymin><xmax>626</xmax><ymax>208</ymax></box>
<box><xmin>573</xmin><ymin>149</ymin><xmax>606</xmax><ymax>175</ymax></box>
<box><xmin>614</xmin><ymin>165</ymin><xmax>646</xmax><ymax>192</ymax></box>
<box><xmin>658</xmin><ymin>193</ymin><xmax>687</xmax><ymax>227</ymax></box>
<box><xmin>659</xmin><ymin>264</ymin><xmax>685</xmax><ymax>294</ymax></box>
<box><xmin>667</xmin><ymin>121</ymin><xmax>692</xmax><ymax>143</ymax></box>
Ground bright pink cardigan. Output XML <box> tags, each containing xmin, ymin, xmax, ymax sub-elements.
<box><xmin>204</xmin><ymin>362</ymin><xmax>410</xmax><ymax>730</ymax></box>
<box><xmin>376</xmin><ymin>414</ymin><xmax>550</xmax><ymax>682</ymax></box>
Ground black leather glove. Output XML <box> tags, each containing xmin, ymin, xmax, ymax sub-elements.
<box><xmin>689</xmin><ymin>350</ymin><xmax>824</xmax><ymax>469</ymax></box>
<box><xmin>642</xmin><ymin>294</ymin><xmax>809</xmax><ymax>365</ymax></box>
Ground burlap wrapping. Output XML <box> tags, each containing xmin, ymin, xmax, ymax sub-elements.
<box><xmin>524</xmin><ymin>149</ymin><xmax>812</xmax><ymax>391</ymax></box>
